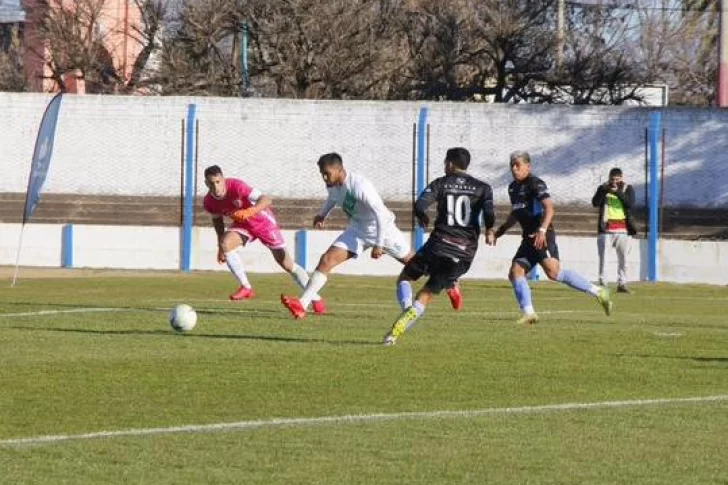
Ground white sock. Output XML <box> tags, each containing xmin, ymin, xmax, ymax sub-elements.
<box><xmin>300</xmin><ymin>271</ymin><xmax>328</xmax><ymax>309</ymax></box>
<box><xmin>522</xmin><ymin>305</ymin><xmax>536</xmax><ymax>315</ymax></box>
<box><xmin>588</xmin><ymin>285</ymin><xmax>601</xmax><ymax>297</ymax></box>
<box><xmin>225</xmin><ymin>250</ymin><xmax>251</xmax><ymax>288</ymax></box>
<box><xmin>289</xmin><ymin>264</ymin><xmax>321</xmax><ymax>302</ymax></box>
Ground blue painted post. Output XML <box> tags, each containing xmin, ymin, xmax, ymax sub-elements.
<box><xmin>295</xmin><ymin>229</ymin><xmax>307</xmax><ymax>270</ymax></box>
<box><xmin>61</xmin><ymin>223</ymin><xmax>73</xmax><ymax>268</ymax></box>
<box><xmin>648</xmin><ymin>111</ymin><xmax>662</xmax><ymax>282</ymax></box>
<box><xmin>414</xmin><ymin>106</ymin><xmax>429</xmax><ymax>250</ymax></box>
<box><xmin>181</xmin><ymin>104</ymin><xmax>197</xmax><ymax>272</ymax></box>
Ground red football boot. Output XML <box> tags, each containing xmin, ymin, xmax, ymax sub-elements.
<box><xmin>230</xmin><ymin>286</ymin><xmax>255</xmax><ymax>301</ymax></box>
<box><xmin>446</xmin><ymin>285</ymin><xmax>463</xmax><ymax>311</ymax></box>
<box><xmin>281</xmin><ymin>294</ymin><xmax>306</xmax><ymax>319</ymax></box>
<box><xmin>311</xmin><ymin>298</ymin><xmax>326</xmax><ymax>315</ymax></box>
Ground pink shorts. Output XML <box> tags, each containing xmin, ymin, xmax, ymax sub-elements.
<box><xmin>228</xmin><ymin>223</ymin><xmax>286</xmax><ymax>249</ymax></box>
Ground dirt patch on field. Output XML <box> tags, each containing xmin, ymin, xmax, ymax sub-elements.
<box><xmin>0</xmin><ymin>266</ymin><xmax>187</xmax><ymax>279</ymax></box>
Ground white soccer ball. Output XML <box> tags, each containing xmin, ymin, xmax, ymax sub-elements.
<box><xmin>169</xmin><ymin>304</ymin><xmax>198</xmax><ymax>333</ymax></box>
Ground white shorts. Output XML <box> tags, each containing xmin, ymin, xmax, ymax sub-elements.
<box><xmin>332</xmin><ymin>225</ymin><xmax>411</xmax><ymax>260</ymax></box>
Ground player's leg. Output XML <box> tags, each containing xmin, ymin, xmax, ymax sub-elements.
<box><xmin>539</xmin><ymin>236</ymin><xmax>612</xmax><ymax>316</ymax></box>
<box><xmin>510</xmin><ymin>241</ymin><xmax>538</xmax><ymax>324</ymax></box>
<box><xmin>383</xmin><ymin>286</ymin><xmax>435</xmax><ymax>346</ymax></box>
<box><xmin>221</xmin><ymin>229</ymin><xmax>254</xmax><ymax>300</ymax></box>
<box><xmin>255</xmin><ymin>220</ymin><xmax>327</xmax><ymax>313</ymax></box>
<box><xmin>383</xmin><ymin>255</ymin><xmax>439</xmax><ymax>346</ymax></box>
<box><xmin>395</xmin><ymin>248</ymin><xmax>428</xmax><ymax>310</ymax></box>
<box><xmin>269</xmin><ymin>247</ymin><xmax>326</xmax><ymax>314</ymax></box>
<box><xmin>614</xmin><ymin>234</ymin><xmax>631</xmax><ymax>293</ymax></box>
<box><xmin>281</xmin><ymin>228</ymin><xmax>359</xmax><ymax>319</ymax></box>
<box><xmin>382</xmin><ymin>225</ymin><xmax>417</xmax><ymax>310</ymax></box>
<box><xmin>384</xmin><ymin>256</ymin><xmax>469</xmax><ymax>345</ymax></box>
<box><xmin>597</xmin><ymin>233</ymin><xmax>607</xmax><ymax>286</ymax></box>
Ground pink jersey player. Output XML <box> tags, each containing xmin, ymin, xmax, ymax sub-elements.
<box><xmin>203</xmin><ymin>177</ymin><xmax>284</xmax><ymax>250</ymax></box>
<box><xmin>202</xmin><ymin>165</ymin><xmax>325</xmax><ymax>313</ymax></box>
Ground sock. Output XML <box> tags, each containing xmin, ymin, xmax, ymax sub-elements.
<box><xmin>396</xmin><ymin>281</ymin><xmax>413</xmax><ymax>310</ymax></box>
<box><xmin>225</xmin><ymin>250</ymin><xmax>251</xmax><ymax>288</ymax></box>
<box><xmin>512</xmin><ymin>276</ymin><xmax>535</xmax><ymax>314</ymax></box>
<box><xmin>556</xmin><ymin>269</ymin><xmax>600</xmax><ymax>296</ymax></box>
<box><xmin>300</xmin><ymin>271</ymin><xmax>328</xmax><ymax>309</ymax></box>
<box><xmin>405</xmin><ymin>300</ymin><xmax>426</xmax><ymax>331</ymax></box>
<box><xmin>289</xmin><ymin>264</ymin><xmax>321</xmax><ymax>302</ymax></box>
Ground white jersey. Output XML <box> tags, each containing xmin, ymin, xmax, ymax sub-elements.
<box><xmin>317</xmin><ymin>171</ymin><xmax>396</xmax><ymax>246</ymax></box>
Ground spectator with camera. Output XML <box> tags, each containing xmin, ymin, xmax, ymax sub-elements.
<box><xmin>592</xmin><ymin>167</ymin><xmax>637</xmax><ymax>293</ymax></box>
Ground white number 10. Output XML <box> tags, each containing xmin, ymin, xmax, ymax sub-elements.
<box><xmin>447</xmin><ymin>194</ymin><xmax>471</xmax><ymax>227</ymax></box>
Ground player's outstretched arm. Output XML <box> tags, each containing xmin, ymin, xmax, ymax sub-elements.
<box><xmin>532</xmin><ymin>197</ymin><xmax>554</xmax><ymax>250</ymax></box>
<box><xmin>414</xmin><ymin>182</ymin><xmax>439</xmax><ymax>228</ymax></box>
<box><xmin>232</xmin><ymin>194</ymin><xmax>272</xmax><ymax>222</ymax></box>
<box><xmin>492</xmin><ymin>213</ymin><xmax>518</xmax><ymax>244</ymax></box>
<box><xmin>314</xmin><ymin>193</ymin><xmax>337</xmax><ymax>229</ymax></box>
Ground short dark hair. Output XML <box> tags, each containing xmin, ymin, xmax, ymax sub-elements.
<box><xmin>445</xmin><ymin>147</ymin><xmax>470</xmax><ymax>170</ymax></box>
<box><xmin>204</xmin><ymin>165</ymin><xmax>223</xmax><ymax>178</ymax></box>
<box><xmin>609</xmin><ymin>167</ymin><xmax>623</xmax><ymax>177</ymax></box>
<box><xmin>317</xmin><ymin>152</ymin><xmax>343</xmax><ymax>169</ymax></box>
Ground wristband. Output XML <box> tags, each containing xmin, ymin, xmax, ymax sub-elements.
<box><xmin>538</xmin><ymin>227</ymin><xmax>547</xmax><ymax>233</ymax></box>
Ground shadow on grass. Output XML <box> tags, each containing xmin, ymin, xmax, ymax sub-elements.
<box><xmin>614</xmin><ymin>353</ymin><xmax>728</xmax><ymax>365</ymax></box>
<box><xmin>9</xmin><ymin>325</ymin><xmax>379</xmax><ymax>347</ymax></box>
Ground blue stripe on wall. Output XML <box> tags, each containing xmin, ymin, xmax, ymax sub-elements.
<box><xmin>648</xmin><ymin>111</ymin><xmax>662</xmax><ymax>282</ymax></box>
<box><xmin>181</xmin><ymin>104</ymin><xmax>197</xmax><ymax>272</ymax></box>
<box><xmin>413</xmin><ymin>106</ymin><xmax>428</xmax><ymax>250</ymax></box>
<box><xmin>62</xmin><ymin>223</ymin><xmax>73</xmax><ymax>268</ymax></box>
<box><xmin>295</xmin><ymin>230</ymin><xmax>307</xmax><ymax>270</ymax></box>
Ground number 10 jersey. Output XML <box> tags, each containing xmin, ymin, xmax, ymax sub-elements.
<box><xmin>415</xmin><ymin>173</ymin><xmax>495</xmax><ymax>261</ymax></box>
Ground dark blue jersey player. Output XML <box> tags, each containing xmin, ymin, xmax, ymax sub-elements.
<box><xmin>486</xmin><ymin>151</ymin><xmax>612</xmax><ymax>324</ymax></box>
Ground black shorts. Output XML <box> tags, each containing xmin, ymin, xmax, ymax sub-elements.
<box><xmin>402</xmin><ymin>245</ymin><xmax>472</xmax><ymax>294</ymax></box>
<box><xmin>513</xmin><ymin>232</ymin><xmax>560</xmax><ymax>271</ymax></box>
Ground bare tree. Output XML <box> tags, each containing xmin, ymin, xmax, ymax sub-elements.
<box><xmin>534</xmin><ymin>2</ymin><xmax>648</xmax><ymax>104</ymax></box>
<box><xmin>140</xmin><ymin>0</ymin><xmax>694</xmax><ymax>105</ymax></box>
<box><xmin>151</xmin><ymin>0</ymin><xmax>242</xmax><ymax>96</ymax></box>
<box><xmin>242</xmin><ymin>0</ymin><xmax>404</xmax><ymax>98</ymax></box>
<box><xmin>0</xmin><ymin>23</ymin><xmax>26</xmax><ymax>91</ymax></box>
<box><xmin>123</xmin><ymin>0</ymin><xmax>169</xmax><ymax>92</ymax></box>
<box><xmin>26</xmin><ymin>0</ymin><xmax>166</xmax><ymax>93</ymax></box>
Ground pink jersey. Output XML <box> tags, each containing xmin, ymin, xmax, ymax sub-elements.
<box><xmin>203</xmin><ymin>178</ymin><xmax>283</xmax><ymax>248</ymax></box>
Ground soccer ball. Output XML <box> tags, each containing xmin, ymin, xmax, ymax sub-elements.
<box><xmin>169</xmin><ymin>304</ymin><xmax>198</xmax><ymax>333</ymax></box>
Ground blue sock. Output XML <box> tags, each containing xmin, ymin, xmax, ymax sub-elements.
<box><xmin>511</xmin><ymin>276</ymin><xmax>533</xmax><ymax>313</ymax></box>
<box><xmin>396</xmin><ymin>281</ymin><xmax>413</xmax><ymax>310</ymax></box>
<box><xmin>557</xmin><ymin>269</ymin><xmax>597</xmax><ymax>296</ymax></box>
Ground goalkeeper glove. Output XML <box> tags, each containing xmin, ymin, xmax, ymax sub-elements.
<box><xmin>231</xmin><ymin>208</ymin><xmax>256</xmax><ymax>223</ymax></box>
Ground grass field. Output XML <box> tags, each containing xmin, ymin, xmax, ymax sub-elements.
<box><xmin>1</xmin><ymin>269</ymin><xmax>727</xmax><ymax>484</ymax></box>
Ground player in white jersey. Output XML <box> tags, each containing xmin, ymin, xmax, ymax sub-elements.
<box><xmin>281</xmin><ymin>152</ymin><xmax>414</xmax><ymax>319</ymax></box>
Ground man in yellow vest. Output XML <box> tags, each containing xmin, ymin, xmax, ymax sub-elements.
<box><xmin>592</xmin><ymin>168</ymin><xmax>637</xmax><ymax>293</ymax></box>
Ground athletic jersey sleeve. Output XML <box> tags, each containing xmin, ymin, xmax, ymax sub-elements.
<box><xmin>356</xmin><ymin>177</ymin><xmax>390</xmax><ymax>247</ymax></box>
<box><xmin>530</xmin><ymin>177</ymin><xmax>550</xmax><ymax>201</ymax></box>
<box><xmin>202</xmin><ymin>196</ymin><xmax>217</xmax><ymax>215</ymax></box>
<box><xmin>414</xmin><ymin>180</ymin><xmax>440</xmax><ymax>225</ymax></box>
<box><xmin>480</xmin><ymin>184</ymin><xmax>495</xmax><ymax>230</ymax></box>
<box><xmin>229</xmin><ymin>178</ymin><xmax>252</xmax><ymax>200</ymax></box>
<box><xmin>317</xmin><ymin>188</ymin><xmax>338</xmax><ymax>218</ymax></box>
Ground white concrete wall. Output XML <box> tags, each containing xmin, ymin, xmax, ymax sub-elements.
<box><xmin>3</xmin><ymin>94</ymin><xmax>728</xmax><ymax>207</ymax></box>
<box><xmin>1</xmin><ymin>223</ymin><xmax>726</xmax><ymax>285</ymax></box>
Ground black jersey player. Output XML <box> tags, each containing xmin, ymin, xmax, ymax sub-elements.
<box><xmin>384</xmin><ymin>147</ymin><xmax>495</xmax><ymax>345</ymax></box>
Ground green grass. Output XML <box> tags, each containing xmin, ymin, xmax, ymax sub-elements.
<box><xmin>1</xmin><ymin>271</ymin><xmax>727</xmax><ymax>484</ymax></box>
